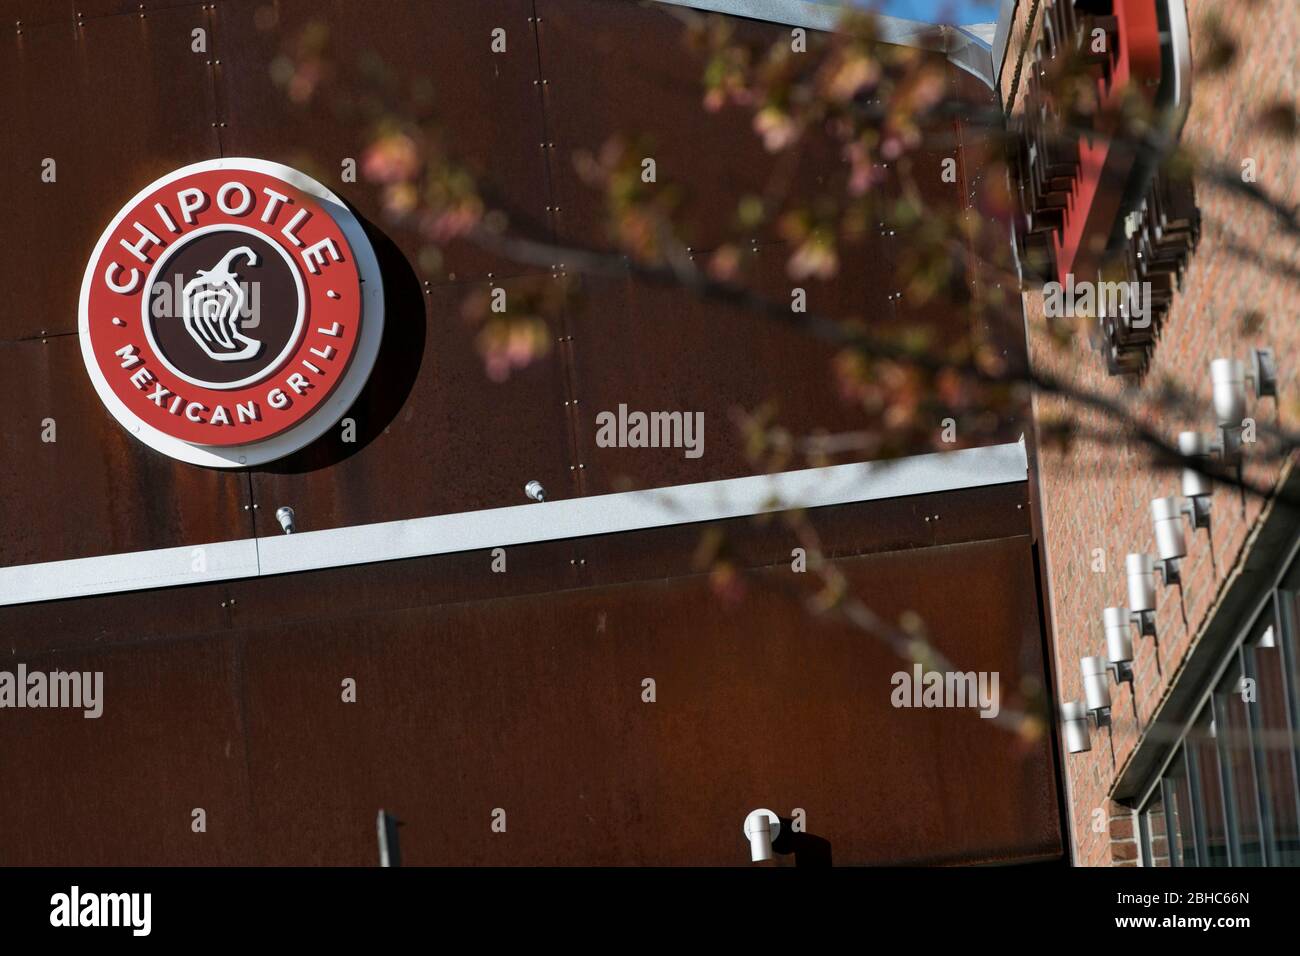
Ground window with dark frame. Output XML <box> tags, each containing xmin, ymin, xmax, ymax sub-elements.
<box><xmin>1137</xmin><ymin>551</ymin><xmax>1300</xmax><ymax>866</ymax></box>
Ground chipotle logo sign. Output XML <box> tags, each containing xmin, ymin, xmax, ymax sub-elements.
<box><xmin>79</xmin><ymin>158</ymin><xmax>383</xmax><ymax>467</ymax></box>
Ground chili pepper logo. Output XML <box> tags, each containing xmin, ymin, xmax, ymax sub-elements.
<box><xmin>181</xmin><ymin>246</ymin><xmax>262</xmax><ymax>361</ymax></box>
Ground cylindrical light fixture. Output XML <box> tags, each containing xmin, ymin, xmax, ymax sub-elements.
<box><xmin>743</xmin><ymin>809</ymin><xmax>780</xmax><ymax>863</ymax></box>
<box><xmin>1103</xmin><ymin>607</ymin><xmax>1135</xmax><ymax>668</ymax></box>
<box><xmin>1081</xmin><ymin>655</ymin><xmax>1112</xmax><ymax>725</ymax></box>
<box><xmin>1062</xmin><ymin>700</ymin><xmax>1092</xmax><ymax>754</ymax></box>
<box><xmin>1151</xmin><ymin>496</ymin><xmax>1187</xmax><ymax>561</ymax></box>
<box><xmin>1211</xmin><ymin>358</ymin><xmax>1247</xmax><ymax>427</ymax></box>
<box><xmin>1126</xmin><ymin>553</ymin><xmax>1157</xmax><ymax>612</ymax></box>
<box><xmin>1178</xmin><ymin>430</ymin><xmax>1213</xmax><ymax>498</ymax></box>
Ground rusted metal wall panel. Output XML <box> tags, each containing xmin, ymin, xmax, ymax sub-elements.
<box><xmin>0</xmin><ymin>527</ymin><xmax>1059</xmax><ymax>866</ymax></box>
<box><xmin>244</xmin><ymin>276</ymin><xmax>576</xmax><ymax>533</ymax></box>
<box><xmin>0</xmin><ymin>634</ymin><xmax>257</xmax><ymax>866</ymax></box>
<box><xmin>535</xmin><ymin>0</ymin><xmax>849</xmax><ymax>253</ymax></box>
<box><xmin>0</xmin><ymin>337</ymin><xmax>250</xmax><ymax>566</ymax></box>
<box><xmin>576</xmin><ymin>480</ymin><xmax>1032</xmax><ymax>588</ymax></box>
<box><xmin>212</xmin><ymin>0</ymin><xmax>548</xmax><ymax>286</ymax></box>
<box><xmin>0</xmin><ymin>7</ymin><xmax>221</xmax><ymax>342</ymax></box>
<box><xmin>0</xmin><ymin>0</ymin><xmax>1026</xmax><ymax>540</ymax></box>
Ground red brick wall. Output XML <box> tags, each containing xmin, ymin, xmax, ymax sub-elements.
<box><xmin>1005</xmin><ymin>0</ymin><xmax>1299</xmax><ymax>865</ymax></box>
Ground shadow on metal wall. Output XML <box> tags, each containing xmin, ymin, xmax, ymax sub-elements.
<box><xmin>260</xmin><ymin>210</ymin><xmax>425</xmax><ymax>474</ymax></box>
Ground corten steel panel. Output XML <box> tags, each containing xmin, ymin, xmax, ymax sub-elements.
<box><xmin>246</xmin><ymin>275</ymin><xmax>575</xmax><ymax>536</ymax></box>
<box><xmin>565</xmin><ymin>240</ymin><xmax>1018</xmax><ymax>495</ymax></box>
<box><xmin>231</xmin><ymin>534</ymin><xmax>1058</xmax><ymax>866</ymax></box>
<box><xmin>229</xmin><ymin>482</ymin><xmax>1030</xmax><ymax>626</ymax></box>
<box><xmin>535</xmin><ymin>0</ymin><xmax>854</xmax><ymax>254</ymax></box>
<box><xmin>0</xmin><ymin>8</ymin><xmax>221</xmax><ymax>341</ymax></box>
<box><xmin>0</xmin><ymin>636</ymin><xmax>257</xmax><ymax>866</ymax></box>
<box><xmin>223</xmin><ymin>536</ymin><xmax>586</xmax><ymax>632</ymax></box>
<box><xmin>73</xmin><ymin>0</ymin><xmax>210</xmax><ymax>19</ymax></box>
<box><xmin>0</xmin><ymin>576</ymin><xmax>233</xmax><ymax>658</ymax></box>
<box><xmin>3</xmin><ymin>1</ymin><xmax>207</xmax><ymax>28</ymax></box>
<box><xmin>575</xmin><ymin>480</ymin><xmax>1032</xmax><ymax>589</ymax></box>
<box><xmin>212</xmin><ymin>0</ymin><xmax>550</xmax><ymax>285</ymax></box>
<box><xmin>0</xmin><ymin>337</ymin><xmax>250</xmax><ymax>566</ymax></box>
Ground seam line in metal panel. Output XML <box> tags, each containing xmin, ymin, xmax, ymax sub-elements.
<box><xmin>528</xmin><ymin>0</ymin><xmax>588</xmax><ymax>502</ymax></box>
<box><xmin>0</xmin><ymin>440</ymin><xmax>1026</xmax><ymax>606</ymax></box>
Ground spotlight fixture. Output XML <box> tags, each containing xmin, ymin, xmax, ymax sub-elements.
<box><xmin>1176</xmin><ymin>431</ymin><xmax>1213</xmax><ymax>530</ymax></box>
<box><xmin>1149</xmin><ymin>496</ymin><xmax>1188</xmax><ymax>585</ymax></box>
<box><xmin>1061</xmin><ymin>700</ymin><xmax>1093</xmax><ymax>754</ymax></box>
<box><xmin>523</xmin><ymin>479</ymin><xmax>546</xmax><ymax>503</ymax></box>
<box><xmin>742</xmin><ymin>809</ymin><xmax>781</xmax><ymax>863</ymax></box>
<box><xmin>1081</xmin><ymin>655</ymin><xmax>1112</xmax><ymax>727</ymax></box>
<box><xmin>1211</xmin><ymin>350</ymin><xmax>1277</xmax><ymax>454</ymax></box>
<box><xmin>1124</xmin><ymin>553</ymin><xmax>1159</xmax><ymax>636</ymax></box>
<box><xmin>275</xmin><ymin>506</ymin><xmax>296</xmax><ymax>535</ymax></box>
<box><xmin>1103</xmin><ymin>607</ymin><xmax>1137</xmax><ymax>683</ymax></box>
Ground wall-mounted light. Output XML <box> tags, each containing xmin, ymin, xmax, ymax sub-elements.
<box><xmin>1081</xmin><ymin>655</ymin><xmax>1112</xmax><ymax>727</ymax></box>
<box><xmin>1177</xmin><ymin>431</ymin><xmax>1213</xmax><ymax>530</ymax></box>
<box><xmin>524</xmin><ymin>479</ymin><xmax>546</xmax><ymax>503</ymax></box>
<box><xmin>1211</xmin><ymin>350</ymin><xmax>1277</xmax><ymax>455</ymax></box>
<box><xmin>1125</xmin><ymin>553</ymin><xmax>1159</xmax><ymax>636</ymax></box>
<box><xmin>743</xmin><ymin>809</ymin><xmax>781</xmax><ymax>863</ymax></box>
<box><xmin>1103</xmin><ymin>606</ymin><xmax>1137</xmax><ymax>683</ymax></box>
<box><xmin>275</xmin><ymin>506</ymin><xmax>296</xmax><ymax>535</ymax></box>
<box><xmin>1061</xmin><ymin>700</ymin><xmax>1093</xmax><ymax>754</ymax></box>
<box><xmin>1149</xmin><ymin>496</ymin><xmax>1187</xmax><ymax>585</ymax></box>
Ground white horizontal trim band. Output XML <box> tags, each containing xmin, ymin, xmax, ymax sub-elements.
<box><xmin>0</xmin><ymin>540</ymin><xmax>260</xmax><ymax>608</ymax></box>
<box><xmin>0</xmin><ymin>439</ymin><xmax>1026</xmax><ymax>607</ymax></box>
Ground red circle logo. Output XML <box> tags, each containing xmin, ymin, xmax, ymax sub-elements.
<box><xmin>80</xmin><ymin>159</ymin><xmax>384</xmax><ymax>467</ymax></box>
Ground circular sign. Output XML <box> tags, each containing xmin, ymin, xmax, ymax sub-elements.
<box><xmin>79</xmin><ymin>158</ymin><xmax>384</xmax><ymax>467</ymax></box>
